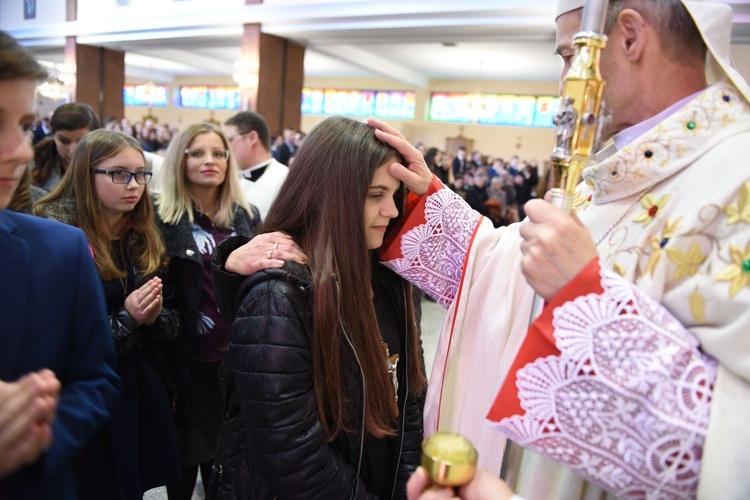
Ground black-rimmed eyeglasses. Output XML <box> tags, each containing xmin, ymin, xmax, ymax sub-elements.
<box><xmin>185</xmin><ymin>148</ymin><xmax>230</xmax><ymax>161</ymax></box>
<box><xmin>94</xmin><ymin>169</ymin><xmax>153</xmax><ymax>185</ymax></box>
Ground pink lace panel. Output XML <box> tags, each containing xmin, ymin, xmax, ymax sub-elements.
<box><xmin>383</xmin><ymin>187</ymin><xmax>481</xmax><ymax>308</ymax></box>
<box><xmin>493</xmin><ymin>269</ymin><xmax>717</xmax><ymax>499</ymax></box>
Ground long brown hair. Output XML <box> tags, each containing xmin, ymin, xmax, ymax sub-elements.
<box><xmin>262</xmin><ymin>116</ymin><xmax>426</xmax><ymax>439</ymax></box>
<box><xmin>35</xmin><ymin>129</ymin><xmax>164</xmax><ymax>280</ymax></box>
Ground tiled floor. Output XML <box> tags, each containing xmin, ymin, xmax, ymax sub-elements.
<box><xmin>143</xmin><ymin>297</ymin><xmax>448</xmax><ymax>499</ymax></box>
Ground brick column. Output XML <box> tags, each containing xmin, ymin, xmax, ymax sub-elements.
<box><xmin>66</xmin><ymin>41</ymin><xmax>125</xmax><ymax>121</ymax></box>
<box><xmin>64</xmin><ymin>0</ymin><xmax>125</xmax><ymax>120</ymax></box>
<box><xmin>259</xmin><ymin>33</ymin><xmax>304</xmax><ymax>136</ymax></box>
<box><xmin>239</xmin><ymin>23</ymin><xmax>305</xmax><ymax>135</ymax></box>
<box><xmin>239</xmin><ymin>24</ymin><xmax>261</xmax><ymax>113</ymax></box>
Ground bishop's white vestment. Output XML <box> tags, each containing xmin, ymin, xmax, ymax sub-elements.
<box><xmin>380</xmin><ymin>82</ymin><xmax>750</xmax><ymax>499</ymax></box>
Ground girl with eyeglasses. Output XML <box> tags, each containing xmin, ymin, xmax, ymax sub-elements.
<box><xmin>154</xmin><ymin>122</ymin><xmax>260</xmax><ymax>500</ymax></box>
<box><xmin>34</xmin><ymin>129</ymin><xmax>182</xmax><ymax>499</ymax></box>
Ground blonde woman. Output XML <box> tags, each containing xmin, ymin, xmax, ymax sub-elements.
<box><xmin>154</xmin><ymin>122</ymin><xmax>259</xmax><ymax>500</ymax></box>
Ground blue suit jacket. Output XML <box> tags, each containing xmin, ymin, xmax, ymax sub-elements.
<box><xmin>0</xmin><ymin>210</ymin><xmax>120</xmax><ymax>499</ymax></box>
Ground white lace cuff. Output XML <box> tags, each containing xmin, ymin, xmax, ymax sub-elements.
<box><xmin>382</xmin><ymin>184</ymin><xmax>481</xmax><ymax>307</ymax></box>
<box><xmin>492</xmin><ymin>267</ymin><xmax>718</xmax><ymax>499</ymax></box>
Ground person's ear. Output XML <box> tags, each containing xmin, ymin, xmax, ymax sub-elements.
<box><xmin>613</xmin><ymin>8</ymin><xmax>648</xmax><ymax>62</ymax></box>
<box><xmin>247</xmin><ymin>130</ymin><xmax>259</xmax><ymax>146</ymax></box>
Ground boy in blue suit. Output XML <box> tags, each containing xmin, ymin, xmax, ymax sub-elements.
<box><xmin>0</xmin><ymin>31</ymin><xmax>119</xmax><ymax>498</ymax></box>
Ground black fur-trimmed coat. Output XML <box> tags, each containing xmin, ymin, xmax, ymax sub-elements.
<box><xmin>155</xmin><ymin>204</ymin><xmax>259</xmax><ymax>433</ymax></box>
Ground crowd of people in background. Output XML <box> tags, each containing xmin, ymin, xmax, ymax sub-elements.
<box><xmin>415</xmin><ymin>142</ymin><xmax>541</xmax><ymax>227</ymax></box>
<box><xmin>25</xmin><ymin>104</ymin><xmax>541</xmax><ymax>234</ymax></box>
<box><xmin>29</xmin><ymin>111</ymin><xmax>310</xmax><ymax>167</ymax></box>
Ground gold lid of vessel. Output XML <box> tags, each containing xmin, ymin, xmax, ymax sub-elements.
<box><xmin>420</xmin><ymin>432</ymin><xmax>478</xmax><ymax>487</ymax></box>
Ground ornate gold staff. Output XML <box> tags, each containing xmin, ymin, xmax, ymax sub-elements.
<box><xmin>504</xmin><ymin>0</ymin><xmax>610</xmax><ymax>489</ymax></box>
<box><xmin>550</xmin><ymin>0</ymin><xmax>609</xmax><ymax>213</ymax></box>
<box><xmin>527</xmin><ymin>0</ymin><xmax>610</xmax><ymax>338</ymax></box>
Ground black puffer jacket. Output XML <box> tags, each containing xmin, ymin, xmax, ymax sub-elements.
<box><xmin>211</xmin><ymin>237</ymin><xmax>424</xmax><ymax>499</ymax></box>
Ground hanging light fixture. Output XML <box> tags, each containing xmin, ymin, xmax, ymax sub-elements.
<box><xmin>37</xmin><ymin>63</ymin><xmax>75</xmax><ymax>102</ymax></box>
<box><xmin>37</xmin><ymin>76</ymin><xmax>66</xmax><ymax>101</ymax></box>
<box><xmin>465</xmin><ymin>60</ymin><xmax>486</xmax><ymax>124</ymax></box>
<box><xmin>206</xmin><ymin>110</ymin><xmax>221</xmax><ymax>127</ymax></box>
<box><xmin>141</xmin><ymin>81</ymin><xmax>162</xmax><ymax>106</ymax></box>
<box><xmin>141</xmin><ymin>65</ymin><xmax>160</xmax><ymax>123</ymax></box>
<box><xmin>233</xmin><ymin>59</ymin><xmax>258</xmax><ymax>90</ymax></box>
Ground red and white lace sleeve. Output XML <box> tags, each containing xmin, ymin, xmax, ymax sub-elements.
<box><xmin>379</xmin><ymin>176</ymin><xmax>482</xmax><ymax>308</ymax></box>
<box><xmin>488</xmin><ymin>259</ymin><xmax>718</xmax><ymax>500</ymax></box>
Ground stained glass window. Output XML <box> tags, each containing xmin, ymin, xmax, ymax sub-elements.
<box><xmin>179</xmin><ymin>86</ymin><xmax>241</xmax><ymax>110</ymax></box>
<box><xmin>301</xmin><ymin>88</ymin><xmax>416</xmax><ymax>120</ymax></box>
<box><xmin>123</xmin><ymin>84</ymin><xmax>168</xmax><ymax>107</ymax></box>
<box><xmin>429</xmin><ymin>92</ymin><xmax>560</xmax><ymax>128</ymax></box>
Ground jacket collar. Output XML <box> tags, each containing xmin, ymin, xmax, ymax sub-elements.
<box><xmin>0</xmin><ymin>209</ymin><xmax>17</xmax><ymax>243</ymax></box>
<box><xmin>159</xmin><ymin>204</ymin><xmax>253</xmax><ymax>262</ymax></box>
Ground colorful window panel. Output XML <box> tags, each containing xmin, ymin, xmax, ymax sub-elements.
<box><xmin>123</xmin><ymin>84</ymin><xmax>168</xmax><ymax>107</ymax></box>
<box><xmin>429</xmin><ymin>92</ymin><xmax>559</xmax><ymax>128</ymax></box>
<box><xmin>179</xmin><ymin>86</ymin><xmax>241</xmax><ymax>110</ymax></box>
<box><xmin>301</xmin><ymin>88</ymin><xmax>416</xmax><ymax>120</ymax></box>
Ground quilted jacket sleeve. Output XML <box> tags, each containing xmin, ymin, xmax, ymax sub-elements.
<box><xmin>211</xmin><ymin>235</ymin><xmax>252</xmax><ymax>323</ymax></box>
<box><xmin>108</xmin><ymin>307</ymin><xmax>140</xmax><ymax>355</ymax></box>
<box><xmin>224</xmin><ymin>273</ymin><xmax>372</xmax><ymax>499</ymax></box>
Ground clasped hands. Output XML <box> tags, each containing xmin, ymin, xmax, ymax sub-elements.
<box><xmin>0</xmin><ymin>369</ymin><xmax>61</xmax><ymax>477</ymax></box>
<box><xmin>124</xmin><ymin>276</ymin><xmax>163</xmax><ymax>326</ymax></box>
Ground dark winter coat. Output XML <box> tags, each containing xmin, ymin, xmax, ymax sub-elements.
<box><xmin>155</xmin><ymin>204</ymin><xmax>259</xmax><ymax>431</ymax></box>
<box><xmin>35</xmin><ymin>198</ymin><xmax>182</xmax><ymax>352</ymax></box>
<box><xmin>209</xmin><ymin>236</ymin><xmax>425</xmax><ymax>499</ymax></box>
<box><xmin>35</xmin><ymin>198</ymin><xmax>183</xmax><ymax>498</ymax></box>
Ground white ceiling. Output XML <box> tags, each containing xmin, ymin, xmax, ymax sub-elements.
<box><xmin>16</xmin><ymin>0</ymin><xmax>750</xmax><ymax>87</ymax></box>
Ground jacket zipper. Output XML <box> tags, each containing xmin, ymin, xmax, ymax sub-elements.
<box><xmin>340</xmin><ymin>318</ymin><xmax>367</xmax><ymax>477</ymax></box>
<box><xmin>390</xmin><ymin>283</ymin><xmax>410</xmax><ymax>499</ymax></box>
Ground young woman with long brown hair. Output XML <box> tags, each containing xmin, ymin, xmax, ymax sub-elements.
<box><xmin>212</xmin><ymin>116</ymin><xmax>426</xmax><ymax>499</ymax></box>
<box><xmin>34</xmin><ymin>129</ymin><xmax>181</xmax><ymax>499</ymax></box>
